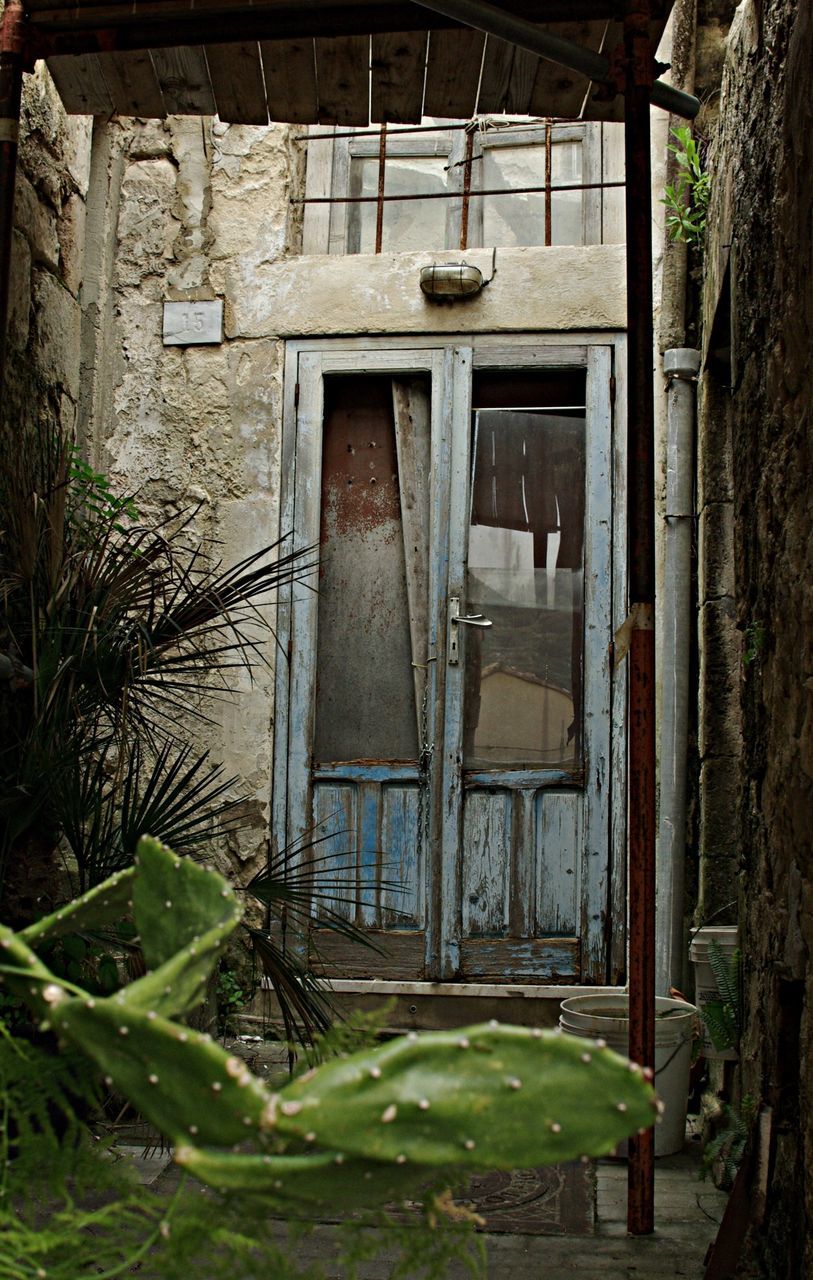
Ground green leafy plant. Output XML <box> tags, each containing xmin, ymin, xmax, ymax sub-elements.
<box><xmin>702</xmin><ymin>939</ymin><xmax>742</xmax><ymax>1054</ymax></box>
<box><xmin>1</xmin><ymin>837</ymin><xmax>658</xmax><ymax>1218</ymax></box>
<box><xmin>700</xmin><ymin>1095</ymin><xmax>756</xmax><ymax>1189</ymax></box>
<box><xmin>662</xmin><ymin>125</ymin><xmax>710</xmax><ymax>247</ymax></box>
<box><xmin>67</xmin><ymin>445</ymin><xmax>140</xmax><ymax>531</ymax></box>
<box><xmin>743</xmin><ymin>619</ymin><xmax>766</xmax><ymax>668</ymax></box>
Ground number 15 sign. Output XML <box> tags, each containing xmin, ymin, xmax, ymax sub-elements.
<box><xmin>162</xmin><ymin>300</ymin><xmax>224</xmax><ymax>346</ymax></box>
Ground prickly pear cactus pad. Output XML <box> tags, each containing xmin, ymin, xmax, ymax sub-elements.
<box><xmin>0</xmin><ymin>834</ymin><xmax>659</xmax><ymax>1215</ymax></box>
<box><xmin>19</xmin><ymin>868</ymin><xmax>136</xmax><ymax>946</ymax></box>
<box><xmin>131</xmin><ymin>837</ymin><xmax>241</xmax><ymax>972</ymax></box>
<box><xmin>53</xmin><ymin>998</ymin><xmax>274</xmax><ymax>1148</ymax></box>
<box><xmin>172</xmin><ymin>1147</ymin><xmax>452</xmax><ymax>1211</ymax></box>
<box><xmin>271</xmin><ymin>1024</ymin><xmax>657</xmax><ymax>1168</ymax></box>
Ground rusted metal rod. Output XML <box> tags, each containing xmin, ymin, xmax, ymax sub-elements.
<box><xmin>294</xmin><ymin>179</ymin><xmax>625</xmax><ymax>205</ymax></box>
<box><xmin>624</xmin><ymin>0</ymin><xmax>656</xmax><ymax>1237</ymax></box>
<box><xmin>374</xmin><ymin>122</ymin><xmax>387</xmax><ymax>253</ymax></box>
<box><xmin>459</xmin><ymin>125</ymin><xmax>475</xmax><ymax>250</ymax></box>
<box><xmin>0</xmin><ymin>0</ymin><xmax>25</xmax><ymax>397</ymax></box>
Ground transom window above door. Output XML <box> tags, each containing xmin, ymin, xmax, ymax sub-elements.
<box><xmin>301</xmin><ymin>118</ymin><xmax>625</xmax><ymax>255</ymax></box>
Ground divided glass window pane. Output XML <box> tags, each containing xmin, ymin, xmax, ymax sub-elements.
<box><xmin>481</xmin><ymin>140</ymin><xmax>583</xmax><ymax>248</ymax></box>
<box><xmin>347</xmin><ymin>154</ymin><xmax>449</xmax><ymax>253</ymax></box>
<box><xmin>314</xmin><ymin>376</ymin><xmax>419</xmax><ymax>763</ymax></box>
<box><xmin>463</xmin><ymin>371</ymin><xmax>586</xmax><ymax>771</ymax></box>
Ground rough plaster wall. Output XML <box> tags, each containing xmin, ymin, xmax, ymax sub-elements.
<box><xmin>701</xmin><ymin>0</ymin><xmax>813</xmax><ymax>1271</ymax></box>
<box><xmin>89</xmin><ymin>117</ymin><xmax>305</xmax><ymax>875</ymax></box>
<box><xmin>2</xmin><ymin>63</ymin><xmax>92</xmax><ymax>434</ymax></box>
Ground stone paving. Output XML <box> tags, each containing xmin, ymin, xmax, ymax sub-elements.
<box><xmin>127</xmin><ymin>1138</ymin><xmax>727</xmax><ymax>1280</ymax></box>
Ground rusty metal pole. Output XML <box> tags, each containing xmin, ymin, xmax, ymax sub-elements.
<box><xmin>624</xmin><ymin>0</ymin><xmax>656</xmax><ymax>1237</ymax></box>
<box><xmin>0</xmin><ymin>0</ymin><xmax>25</xmax><ymax>399</ymax></box>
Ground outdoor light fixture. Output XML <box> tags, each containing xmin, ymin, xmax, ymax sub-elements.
<box><xmin>419</xmin><ymin>262</ymin><xmax>484</xmax><ymax>299</ymax></box>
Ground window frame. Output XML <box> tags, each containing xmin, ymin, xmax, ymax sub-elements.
<box><xmin>302</xmin><ymin>120</ymin><xmax>607</xmax><ymax>255</ymax></box>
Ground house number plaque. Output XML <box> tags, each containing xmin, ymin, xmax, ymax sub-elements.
<box><xmin>162</xmin><ymin>300</ymin><xmax>224</xmax><ymax>346</ymax></box>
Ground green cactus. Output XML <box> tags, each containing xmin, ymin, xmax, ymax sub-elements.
<box><xmin>54</xmin><ymin>998</ymin><xmax>272</xmax><ymax>1148</ymax></box>
<box><xmin>172</xmin><ymin>1146</ymin><xmax>448</xmax><ymax>1211</ymax></box>
<box><xmin>0</xmin><ymin>836</ymin><xmax>659</xmax><ymax>1215</ymax></box>
<box><xmin>19</xmin><ymin>867</ymin><xmax>136</xmax><ymax>945</ymax></box>
<box><xmin>270</xmin><ymin>1022</ymin><xmax>653</xmax><ymax>1168</ymax></box>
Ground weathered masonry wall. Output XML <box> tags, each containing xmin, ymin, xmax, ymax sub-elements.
<box><xmin>700</xmin><ymin>0</ymin><xmax>813</xmax><ymax>1271</ymax></box>
<box><xmin>82</xmin><ymin>116</ymin><xmax>306</xmax><ymax>873</ymax></box>
<box><xmin>2</xmin><ymin>61</ymin><xmax>92</xmax><ymax>434</ymax></box>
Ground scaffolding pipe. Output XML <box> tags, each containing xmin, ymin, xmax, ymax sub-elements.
<box><xmin>0</xmin><ymin>0</ymin><xmax>25</xmax><ymax>396</ymax></box>
<box><xmin>624</xmin><ymin>0</ymin><xmax>656</xmax><ymax>1237</ymax></box>
<box><xmin>656</xmin><ymin>348</ymin><xmax>701</xmax><ymax>994</ymax></box>
<box><xmin>412</xmin><ymin>0</ymin><xmax>700</xmax><ymax>119</ymax></box>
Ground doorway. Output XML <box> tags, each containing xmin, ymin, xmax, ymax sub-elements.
<box><xmin>272</xmin><ymin>338</ymin><xmax>625</xmax><ymax>988</ymax></box>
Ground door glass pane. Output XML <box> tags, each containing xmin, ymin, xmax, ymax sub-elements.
<box><xmin>481</xmin><ymin>140</ymin><xmax>583</xmax><ymax>247</ymax></box>
<box><xmin>314</xmin><ymin>376</ymin><xmax>419</xmax><ymax>763</ymax></box>
<box><xmin>347</xmin><ymin>156</ymin><xmax>448</xmax><ymax>253</ymax></box>
<box><xmin>463</xmin><ymin>393</ymin><xmax>586</xmax><ymax>770</ymax></box>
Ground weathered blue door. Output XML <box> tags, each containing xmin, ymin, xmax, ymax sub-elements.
<box><xmin>273</xmin><ymin>340</ymin><xmax>620</xmax><ymax>985</ymax></box>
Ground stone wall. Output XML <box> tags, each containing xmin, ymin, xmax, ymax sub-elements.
<box><xmin>700</xmin><ymin>0</ymin><xmax>813</xmax><ymax>1271</ymax></box>
<box><xmin>81</xmin><ymin>116</ymin><xmax>306</xmax><ymax>873</ymax></box>
<box><xmin>3</xmin><ymin>62</ymin><xmax>92</xmax><ymax>434</ymax></box>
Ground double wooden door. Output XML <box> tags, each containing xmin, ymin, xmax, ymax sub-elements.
<box><xmin>272</xmin><ymin>339</ymin><xmax>624</xmax><ymax>986</ymax></box>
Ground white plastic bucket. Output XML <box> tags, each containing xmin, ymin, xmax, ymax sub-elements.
<box><xmin>689</xmin><ymin>925</ymin><xmax>739</xmax><ymax>1061</ymax></box>
<box><xmin>559</xmin><ymin>994</ymin><xmax>697</xmax><ymax>1157</ymax></box>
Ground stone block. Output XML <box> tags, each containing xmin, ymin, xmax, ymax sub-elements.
<box><xmin>13</xmin><ymin>171</ymin><xmax>60</xmax><ymax>272</ymax></box>
<box><xmin>698</xmin><ymin>499</ymin><xmax>735</xmax><ymax>601</ymax></box>
<box><xmin>30</xmin><ymin>268</ymin><xmax>82</xmax><ymax>401</ymax></box>
<box><xmin>698</xmin><ymin>757</ymin><xmax>740</xmax><ymax>909</ymax></box>
<box><xmin>7</xmin><ymin>229</ymin><xmax>31</xmax><ymax>352</ymax></box>
<box><xmin>697</xmin><ymin>372</ymin><xmax>734</xmax><ymax>506</ymax></box>
<box><xmin>58</xmin><ymin>193</ymin><xmax>87</xmax><ymax>297</ymax></box>
<box><xmin>698</xmin><ymin>598</ymin><xmax>742</xmax><ymax>759</ymax></box>
<box><xmin>115</xmin><ymin>157</ymin><xmax>178</xmax><ymax>293</ymax></box>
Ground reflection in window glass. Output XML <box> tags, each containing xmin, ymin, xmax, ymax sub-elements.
<box><xmin>481</xmin><ymin>141</ymin><xmax>583</xmax><ymax>247</ymax></box>
<box><xmin>463</xmin><ymin>408</ymin><xmax>586</xmax><ymax>770</ymax></box>
<box><xmin>347</xmin><ymin>155</ymin><xmax>448</xmax><ymax>254</ymax></box>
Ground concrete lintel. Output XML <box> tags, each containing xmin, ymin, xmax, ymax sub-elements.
<box><xmin>228</xmin><ymin>244</ymin><xmax>627</xmax><ymax>339</ymax></box>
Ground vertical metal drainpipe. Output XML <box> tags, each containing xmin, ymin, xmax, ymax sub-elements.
<box><xmin>624</xmin><ymin>0</ymin><xmax>657</xmax><ymax>1237</ymax></box>
<box><xmin>0</xmin><ymin>0</ymin><xmax>25</xmax><ymax>399</ymax></box>
<box><xmin>657</xmin><ymin>349</ymin><xmax>701</xmax><ymax>996</ymax></box>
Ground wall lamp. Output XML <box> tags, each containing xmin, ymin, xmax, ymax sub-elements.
<box><xmin>419</xmin><ymin>262</ymin><xmax>484</xmax><ymax>299</ymax></box>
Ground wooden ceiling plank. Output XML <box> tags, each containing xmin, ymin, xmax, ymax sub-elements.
<box><xmin>527</xmin><ymin>20</ymin><xmax>604</xmax><ymax>119</ymax></box>
<box><xmin>314</xmin><ymin>34</ymin><xmax>370</xmax><ymax>126</ymax></box>
<box><xmin>370</xmin><ymin>30</ymin><xmax>426</xmax><ymax>123</ymax></box>
<box><xmin>150</xmin><ymin>46</ymin><xmax>215</xmax><ymax>115</ymax></box>
<box><xmin>477</xmin><ymin>36</ymin><xmax>517</xmax><ymax>115</ymax></box>
<box><xmin>261</xmin><ymin>39</ymin><xmax>319</xmax><ymax>123</ymax></box>
<box><xmin>578</xmin><ymin>16</ymin><xmax>668</xmax><ymax>122</ymax></box>
<box><xmin>205</xmin><ymin>41</ymin><xmax>269</xmax><ymax>124</ymax></box>
<box><xmin>97</xmin><ymin>49</ymin><xmax>166</xmax><ymax>116</ymax></box>
<box><xmin>423</xmin><ymin>28</ymin><xmax>485</xmax><ymax>120</ymax></box>
<box><xmin>46</xmin><ymin>53</ymin><xmax>113</xmax><ymax>115</ymax></box>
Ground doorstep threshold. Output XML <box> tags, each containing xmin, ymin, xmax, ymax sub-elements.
<box><xmin>322</xmin><ymin>979</ymin><xmax>626</xmax><ymax>1000</ymax></box>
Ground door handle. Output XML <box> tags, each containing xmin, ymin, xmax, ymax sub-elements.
<box><xmin>448</xmin><ymin>596</ymin><xmax>492</xmax><ymax>664</ymax></box>
<box><xmin>456</xmin><ymin>614</ymin><xmax>492</xmax><ymax>627</ymax></box>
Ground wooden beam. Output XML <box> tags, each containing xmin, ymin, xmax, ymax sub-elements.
<box><xmin>97</xmin><ymin>49</ymin><xmax>165</xmax><ymax>116</ymax></box>
<box><xmin>423</xmin><ymin>27</ymin><xmax>484</xmax><ymax>118</ymax></box>
<box><xmin>46</xmin><ymin>51</ymin><xmax>113</xmax><ymax>114</ymax></box>
<box><xmin>314</xmin><ymin>33</ymin><xmax>369</xmax><ymax>125</ymax></box>
<box><xmin>261</xmin><ymin>38</ymin><xmax>318</xmax><ymax>123</ymax></box>
<box><xmin>205</xmin><ymin>41</ymin><xmax>269</xmax><ymax>124</ymax></box>
<box><xmin>370</xmin><ymin>30</ymin><xmax>427</xmax><ymax>123</ymax></box>
<box><xmin>150</xmin><ymin>45</ymin><xmax>215</xmax><ymax>115</ymax></box>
